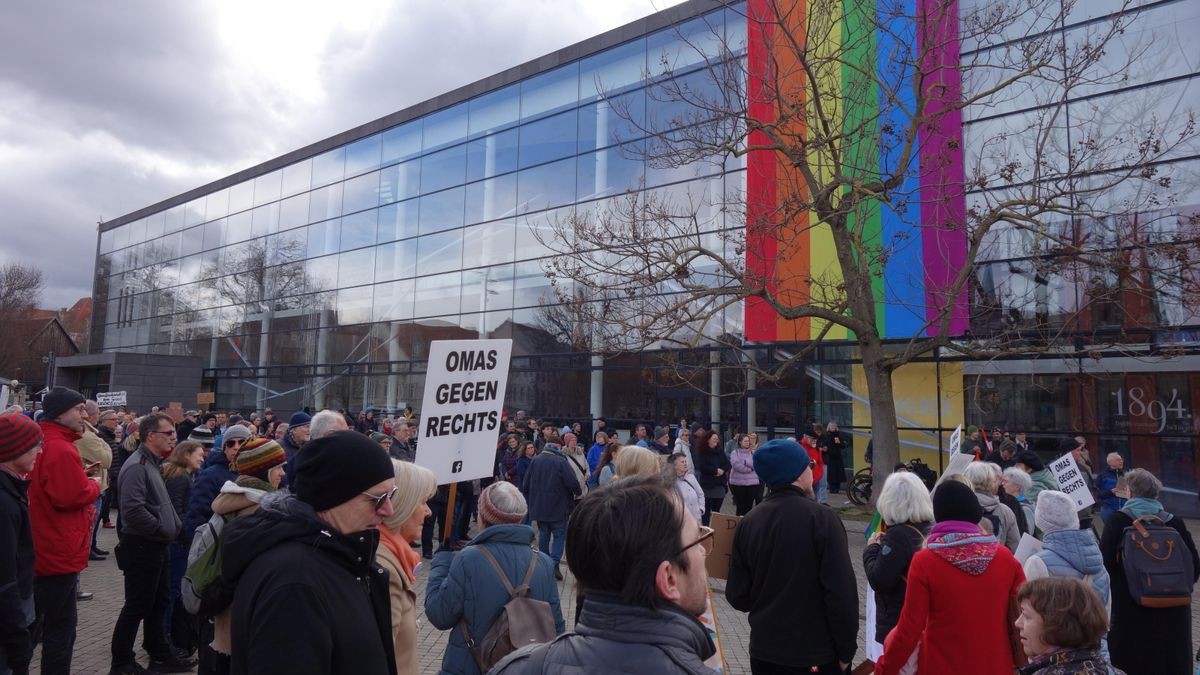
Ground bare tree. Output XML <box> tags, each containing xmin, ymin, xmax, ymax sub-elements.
<box><xmin>537</xmin><ymin>0</ymin><xmax>1199</xmax><ymax>489</ymax></box>
<box><xmin>0</xmin><ymin>262</ymin><xmax>45</xmax><ymax>376</ymax></box>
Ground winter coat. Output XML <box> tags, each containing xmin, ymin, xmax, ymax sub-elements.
<box><xmin>586</xmin><ymin>442</ymin><xmax>605</xmax><ymax>474</ymax></box>
<box><xmin>491</xmin><ymin>591</ymin><xmax>718</xmax><ymax>675</ymax></box>
<box><xmin>976</xmin><ymin>490</ymin><xmax>1020</xmax><ymax>551</ymax></box>
<box><xmin>499</xmin><ymin>450</ymin><xmax>519</xmax><ymax>482</ymax></box>
<box><xmin>727</xmin><ymin>484</ymin><xmax>858</xmax><ymax>667</ymax></box>
<box><xmin>875</xmin><ymin>527</ymin><xmax>1025</xmax><ymax>675</ymax></box>
<box><xmin>675</xmin><ymin>473</ymin><xmax>705</xmax><ymax>522</ymax></box>
<box><xmin>184</xmin><ymin>451</ymin><xmax>237</xmax><ymax>540</ymax></box>
<box><xmin>424</xmin><ymin>524</ymin><xmax>565</xmax><ymax>675</ymax></box>
<box><xmin>117</xmin><ymin>446</ymin><xmax>182</xmax><ymax>543</ymax></box>
<box><xmin>801</xmin><ymin>437</ymin><xmax>824</xmax><ymax>483</ymax></box>
<box><xmin>862</xmin><ymin>522</ymin><xmax>929</xmax><ymax>643</ymax></box>
<box><xmin>562</xmin><ymin>447</ymin><xmax>590</xmax><ymax>500</ymax></box>
<box><xmin>0</xmin><ymin>470</ymin><xmax>34</xmax><ymax>673</ymax></box>
<box><xmin>376</xmin><ymin>535</ymin><xmax>420</xmax><ymax>675</ymax></box>
<box><xmin>75</xmin><ymin>423</ymin><xmax>113</xmax><ymax>491</ymax></box>
<box><xmin>110</xmin><ymin>434</ymin><xmax>135</xmax><ymax>487</ymax></box>
<box><xmin>520</xmin><ymin>448</ymin><xmax>580</xmax><ymax>523</ymax></box>
<box><xmin>694</xmin><ymin>446</ymin><xmax>730</xmax><ymax>497</ymax></box>
<box><xmin>1017</xmin><ymin>647</ymin><xmax>1120</xmax><ymax>675</ymax></box>
<box><xmin>728</xmin><ymin>447</ymin><xmax>760</xmax><ymax>486</ymax></box>
<box><xmin>1099</xmin><ymin>509</ymin><xmax>1199</xmax><ymax>675</ymax></box>
<box><xmin>1094</xmin><ymin>468</ymin><xmax>1125</xmax><ymax>515</ymax></box>
<box><xmin>389</xmin><ymin>440</ymin><xmax>415</xmax><ymax>464</ymax></box>
<box><xmin>513</xmin><ymin>456</ymin><xmax>532</xmax><ymax>487</ymax></box>
<box><xmin>163</xmin><ymin>472</ymin><xmax>193</xmax><ymax>544</ymax></box>
<box><xmin>28</xmin><ymin>421</ymin><xmax>100</xmax><ymax>576</ymax></box>
<box><xmin>819</xmin><ymin>431</ymin><xmax>848</xmax><ymax>487</ymax></box>
<box><xmin>999</xmin><ymin>489</ymin><xmax>1030</xmax><ymax>535</ymax></box>
<box><xmin>1027</xmin><ymin>468</ymin><xmax>1058</xmax><ymax>504</ymax></box>
<box><xmin>221</xmin><ymin>494</ymin><xmax>397</xmax><ymax>675</ymax></box>
<box><xmin>1024</xmin><ymin>528</ymin><xmax>1111</xmax><ymax>607</ymax></box>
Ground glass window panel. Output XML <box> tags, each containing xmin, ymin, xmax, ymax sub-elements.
<box><xmin>414</xmin><ymin>271</ymin><xmax>461</xmax><ymax>317</ymax></box>
<box><xmin>578</xmin><ymin>89</ymin><xmax>646</xmax><ymax>152</ymax></box>
<box><xmin>418</xmin><ymin>187</ymin><xmax>466</xmax><ymax>234</ymax></box>
<box><xmin>113</xmin><ymin>225</ymin><xmax>129</xmax><ymax>251</ymax></box>
<box><xmin>423</xmin><ymin>102</ymin><xmax>469</xmax><ymax>152</ymax></box>
<box><xmin>201</xmin><ymin>219</ymin><xmax>225</xmax><ymax>251</ymax></box>
<box><xmin>343</xmin><ymin>170</ymin><xmax>381</xmax><ymax>214</ymax></box>
<box><xmin>253</xmin><ymin>170</ymin><xmax>283</xmax><ymax>207</ymax></box>
<box><xmin>267</xmin><ymin>229</ymin><xmax>307</xmax><ymax>265</ymax></box>
<box><xmin>308</xmin><ymin>183</ymin><xmax>344</xmax><ymax>222</ymax></box>
<box><xmin>372</xmin><ymin>280</ymin><xmax>415</xmax><ymax>322</ymax></box>
<box><xmin>521</xmin><ymin>63</ymin><xmax>580</xmax><ymax>120</ymax></box>
<box><xmin>185</xmin><ymin>198</ymin><xmax>207</xmax><ymax>226</ymax></box>
<box><xmin>306</xmin><ymin>219</ymin><xmax>341</xmax><ymax>259</ymax></box>
<box><xmin>517</xmin><ymin>158</ymin><xmax>577</xmax><ymax>212</ymax></box>
<box><xmin>465</xmin><ymin>173</ymin><xmax>518</xmax><ymax>224</ymax></box>
<box><xmin>336</xmin><ymin>288</ymin><xmax>372</xmax><ymax>326</ymax></box>
<box><xmin>226</xmin><ymin>210</ymin><xmax>253</xmax><ymax>244</ymax></box>
<box><xmin>177</xmin><ymin>254</ymin><xmax>202</xmax><ymax>286</ymax></box>
<box><xmin>378</xmin><ymin>159</ymin><xmax>420</xmax><ymax>205</ymax></box>
<box><xmin>472</xmin><ymin>265</ymin><xmax>514</xmax><ymax>311</ymax></box>
<box><xmin>466</xmin><ymin>128</ymin><xmax>519</xmax><ymax>182</ymax></box>
<box><xmin>577</xmin><ymin>143</ymin><xmax>646</xmax><ymax>200</ymax></box>
<box><xmin>724</xmin><ymin>6</ymin><xmax>747</xmax><ymax>54</ymax></box>
<box><xmin>514</xmin><ymin>209</ymin><xmax>566</xmax><ymax>262</ymax></box>
<box><xmin>377</xmin><ymin>200</ymin><xmax>419</xmax><ymax>244</ymax></box>
<box><xmin>469</xmin><ymin>85</ymin><xmax>521</xmax><ymax>136</ymax></box>
<box><xmin>278</xmin><ymin>192</ymin><xmax>310</xmax><ymax>232</ymax></box>
<box><xmin>199</xmin><ymin>249</ymin><xmax>221</xmax><ymax>280</ymax></box>
<box><xmin>338</xmin><ymin>248</ymin><xmax>375</xmax><ymax>288</ymax></box>
<box><xmin>645</xmin><ymin>149</ymin><xmax>726</xmax><ymax>186</ymax></box>
<box><xmin>416</xmin><ymin>230</ymin><xmax>464</xmax><ymax>276</ymax></box>
<box><xmin>281</xmin><ymin>159</ymin><xmax>312</xmax><ymax>197</ymax></box>
<box><xmin>145</xmin><ymin>212</ymin><xmax>166</xmax><ymax>239</ymax></box>
<box><xmin>340</xmin><ymin>208</ymin><xmax>377</xmax><ymax>251</ymax></box>
<box><xmin>580</xmin><ymin>38</ymin><xmax>647</xmax><ymax>100</ymax></box>
<box><xmin>311</xmin><ymin>147</ymin><xmax>346</xmax><ymax>187</ymax></box>
<box><xmin>251</xmin><ymin>202</ymin><xmax>279</xmax><ymax>238</ymax></box>
<box><xmin>205</xmin><ymin>189</ymin><xmax>230</xmax><ymax>221</ymax></box>
<box><xmin>344</xmin><ymin>133</ymin><xmax>383</xmax><ymax>176</ymax></box>
<box><xmin>127</xmin><ymin>218</ymin><xmax>147</xmax><ymax>244</ymax></box>
<box><xmin>228</xmin><ymin>181</ymin><xmax>254</xmax><ymax>214</ymax></box>
<box><xmin>647</xmin><ymin>15</ymin><xmax>726</xmax><ymax>77</ymax></box>
<box><xmin>512</xmin><ymin>261</ymin><xmax>554</xmax><ymax>308</ymax></box>
<box><xmin>382</xmin><ymin>122</ymin><xmax>422</xmax><ymax>164</ymax></box>
<box><xmin>375</xmin><ymin>239</ymin><xmax>417</xmax><ymax>281</ymax></box>
<box><xmin>420</xmin><ymin>144</ymin><xmax>467</xmax><ymax>194</ymax></box>
<box><xmin>305</xmin><ymin>255</ymin><xmax>340</xmax><ymax>292</ymax></box>
<box><xmin>519</xmin><ymin>111</ymin><xmax>578</xmax><ymax>168</ymax></box>
<box><xmin>100</xmin><ymin>229</ymin><xmax>115</xmax><ymax>255</ymax></box>
<box><xmin>462</xmin><ymin>221</ymin><xmax>516</xmax><ymax>268</ymax></box>
<box><xmin>644</xmin><ymin>68</ymin><xmax>724</xmax><ymax>133</ymax></box>
<box><xmin>164</xmin><ymin>205</ymin><xmax>186</xmax><ymax>234</ymax></box>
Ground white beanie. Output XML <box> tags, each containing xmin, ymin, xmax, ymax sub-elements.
<box><xmin>1034</xmin><ymin>490</ymin><xmax>1079</xmax><ymax>534</ymax></box>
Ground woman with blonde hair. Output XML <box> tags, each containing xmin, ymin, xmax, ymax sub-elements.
<box><xmin>964</xmin><ymin>460</ymin><xmax>1020</xmax><ymax>551</ymax></box>
<box><xmin>377</xmin><ymin>459</ymin><xmax>436</xmax><ymax>675</ymax></box>
<box><xmin>614</xmin><ymin>444</ymin><xmax>663</xmax><ymax>480</ymax></box>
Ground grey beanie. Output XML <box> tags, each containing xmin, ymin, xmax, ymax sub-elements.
<box><xmin>1034</xmin><ymin>490</ymin><xmax>1079</xmax><ymax>534</ymax></box>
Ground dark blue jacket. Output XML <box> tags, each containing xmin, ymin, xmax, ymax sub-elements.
<box><xmin>0</xmin><ymin>470</ymin><xmax>34</xmax><ymax>672</ymax></box>
<box><xmin>586</xmin><ymin>442</ymin><xmax>605</xmax><ymax>474</ymax></box>
<box><xmin>520</xmin><ymin>449</ymin><xmax>580</xmax><ymax>523</ymax></box>
<box><xmin>184</xmin><ymin>452</ymin><xmax>236</xmax><ymax>540</ymax></box>
<box><xmin>424</xmin><ymin>524</ymin><xmax>565</xmax><ymax>675</ymax></box>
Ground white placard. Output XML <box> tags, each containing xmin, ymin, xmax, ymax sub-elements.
<box><xmin>1014</xmin><ymin>533</ymin><xmax>1043</xmax><ymax>564</ymax></box>
<box><xmin>415</xmin><ymin>339</ymin><xmax>512</xmax><ymax>485</ymax></box>
<box><xmin>0</xmin><ymin>385</ymin><xmax>9</xmax><ymax>411</ymax></box>
<box><xmin>947</xmin><ymin>424</ymin><xmax>962</xmax><ymax>454</ymax></box>
<box><xmin>96</xmin><ymin>391</ymin><xmax>127</xmax><ymax>407</ymax></box>
<box><xmin>937</xmin><ymin>452</ymin><xmax>974</xmax><ymax>485</ymax></box>
<box><xmin>1048</xmin><ymin>453</ymin><xmax>1096</xmax><ymax>510</ymax></box>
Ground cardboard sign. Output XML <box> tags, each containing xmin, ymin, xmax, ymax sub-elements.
<box><xmin>947</xmin><ymin>424</ymin><xmax>962</xmax><ymax>454</ymax></box>
<box><xmin>1049</xmin><ymin>453</ymin><xmax>1095</xmax><ymax>510</ymax></box>
<box><xmin>196</xmin><ymin>392</ymin><xmax>215</xmax><ymax>405</ymax></box>
<box><xmin>706</xmin><ymin>512</ymin><xmax>741</xmax><ymax>580</ymax></box>
<box><xmin>97</xmin><ymin>391</ymin><xmax>127</xmax><ymax>407</ymax></box>
<box><xmin>163</xmin><ymin>406</ymin><xmax>184</xmax><ymax>423</ymax></box>
<box><xmin>0</xmin><ymin>385</ymin><xmax>9</xmax><ymax>411</ymax></box>
<box><xmin>937</xmin><ymin>452</ymin><xmax>974</xmax><ymax>485</ymax></box>
<box><xmin>415</xmin><ymin>339</ymin><xmax>513</xmax><ymax>484</ymax></box>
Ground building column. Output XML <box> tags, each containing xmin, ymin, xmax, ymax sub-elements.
<box><xmin>746</xmin><ymin>368</ymin><xmax>757</xmax><ymax>432</ymax></box>
<box><xmin>709</xmin><ymin>350</ymin><xmax>720</xmax><ymax>426</ymax></box>
<box><xmin>314</xmin><ymin>309</ymin><xmax>330</xmax><ymax>410</ymax></box>
<box><xmin>590</xmin><ymin>354</ymin><xmax>603</xmax><ymax>423</ymax></box>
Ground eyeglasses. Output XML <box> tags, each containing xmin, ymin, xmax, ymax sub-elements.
<box><xmin>361</xmin><ymin>486</ymin><xmax>398</xmax><ymax>512</ymax></box>
<box><xmin>150</xmin><ymin>429</ymin><xmax>177</xmax><ymax>437</ymax></box>
<box><xmin>676</xmin><ymin>525</ymin><xmax>715</xmax><ymax>558</ymax></box>
<box><xmin>224</xmin><ymin>438</ymin><xmax>246</xmax><ymax>448</ymax></box>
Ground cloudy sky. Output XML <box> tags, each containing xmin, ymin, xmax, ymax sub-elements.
<box><xmin>0</xmin><ymin>0</ymin><xmax>683</xmax><ymax>308</ymax></box>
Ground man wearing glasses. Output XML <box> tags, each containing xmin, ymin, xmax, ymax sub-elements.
<box><xmin>222</xmin><ymin>430</ymin><xmax>397</xmax><ymax>675</ymax></box>
<box><xmin>493</xmin><ymin>475</ymin><xmax>720</xmax><ymax>674</ymax></box>
<box><xmin>183</xmin><ymin>424</ymin><xmax>252</xmax><ymax>544</ymax></box>
<box><xmin>727</xmin><ymin>439</ymin><xmax>858</xmax><ymax>675</ymax></box>
<box><xmin>111</xmin><ymin>413</ymin><xmax>192</xmax><ymax>674</ymax></box>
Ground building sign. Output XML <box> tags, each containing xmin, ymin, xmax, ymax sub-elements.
<box><xmin>1048</xmin><ymin>453</ymin><xmax>1095</xmax><ymax>510</ymax></box>
<box><xmin>415</xmin><ymin>339</ymin><xmax>512</xmax><ymax>485</ymax></box>
<box><xmin>96</xmin><ymin>391</ymin><xmax>127</xmax><ymax>407</ymax></box>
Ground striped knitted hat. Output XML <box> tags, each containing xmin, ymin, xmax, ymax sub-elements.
<box><xmin>232</xmin><ymin>438</ymin><xmax>286</xmax><ymax>481</ymax></box>
<box><xmin>0</xmin><ymin>413</ymin><xmax>43</xmax><ymax>462</ymax></box>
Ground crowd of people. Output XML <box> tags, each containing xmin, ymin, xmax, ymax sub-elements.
<box><xmin>0</xmin><ymin>390</ymin><xmax>1197</xmax><ymax>675</ymax></box>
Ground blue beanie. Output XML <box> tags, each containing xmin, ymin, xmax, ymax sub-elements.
<box><xmin>288</xmin><ymin>411</ymin><xmax>312</xmax><ymax>428</ymax></box>
<box><xmin>753</xmin><ymin>439</ymin><xmax>812</xmax><ymax>487</ymax></box>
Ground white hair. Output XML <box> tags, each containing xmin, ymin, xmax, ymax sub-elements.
<box><xmin>1002</xmin><ymin>467</ymin><xmax>1031</xmax><ymax>495</ymax></box>
<box><xmin>1106</xmin><ymin>452</ymin><xmax>1122</xmax><ymax>463</ymax></box>
<box><xmin>964</xmin><ymin>461</ymin><xmax>1001</xmax><ymax>493</ymax></box>
<box><xmin>309</xmin><ymin>409</ymin><xmax>347</xmax><ymax>440</ymax></box>
<box><xmin>876</xmin><ymin>472</ymin><xmax>934</xmax><ymax>526</ymax></box>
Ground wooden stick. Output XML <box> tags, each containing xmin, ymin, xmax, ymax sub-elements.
<box><xmin>442</xmin><ymin>482</ymin><xmax>458</xmax><ymax>547</ymax></box>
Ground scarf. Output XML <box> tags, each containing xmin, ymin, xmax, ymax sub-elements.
<box><xmin>378</xmin><ymin>526</ymin><xmax>421</xmax><ymax>585</ymax></box>
<box><xmin>1123</xmin><ymin>497</ymin><xmax>1170</xmax><ymax>521</ymax></box>
<box><xmin>927</xmin><ymin>520</ymin><xmax>999</xmax><ymax>576</ymax></box>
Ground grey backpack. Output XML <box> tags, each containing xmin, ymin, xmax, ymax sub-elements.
<box><xmin>459</xmin><ymin>547</ymin><xmax>557</xmax><ymax>672</ymax></box>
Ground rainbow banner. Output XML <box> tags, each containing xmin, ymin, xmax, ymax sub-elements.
<box><xmin>865</xmin><ymin>510</ymin><xmax>884</xmax><ymax>542</ymax></box>
<box><xmin>744</xmin><ymin>0</ymin><xmax>967</xmax><ymax>341</ymax></box>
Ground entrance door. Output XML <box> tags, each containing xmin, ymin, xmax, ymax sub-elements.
<box><xmin>745</xmin><ymin>390</ymin><xmax>804</xmax><ymax>440</ymax></box>
<box><xmin>656</xmin><ymin>389</ymin><xmax>707</xmax><ymax>429</ymax></box>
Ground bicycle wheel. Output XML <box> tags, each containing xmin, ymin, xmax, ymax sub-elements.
<box><xmin>847</xmin><ymin>473</ymin><xmax>873</xmax><ymax>506</ymax></box>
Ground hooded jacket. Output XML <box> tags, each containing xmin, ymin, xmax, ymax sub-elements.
<box><xmin>491</xmin><ymin>592</ymin><xmax>718</xmax><ymax>675</ymax></box>
<box><xmin>208</xmin><ymin>477</ymin><xmax>272</xmax><ymax>657</ymax></box>
<box><xmin>975</xmin><ymin>490</ymin><xmax>1021</xmax><ymax>551</ymax></box>
<box><xmin>117</xmin><ymin>446</ymin><xmax>182</xmax><ymax>543</ymax></box>
<box><xmin>221</xmin><ymin>494</ymin><xmax>397</xmax><ymax>675</ymax></box>
<box><xmin>1024</xmin><ymin>528</ymin><xmax>1110</xmax><ymax>606</ymax></box>
<box><xmin>29</xmin><ymin>421</ymin><xmax>100</xmax><ymax>576</ymax></box>
<box><xmin>75</xmin><ymin>422</ymin><xmax>113</xmax><ymax>491</ymax></box>
<box><xmin>0</xmin><ymin>469</ymin><xmax>34</xmax><ymax>673</ymax></box>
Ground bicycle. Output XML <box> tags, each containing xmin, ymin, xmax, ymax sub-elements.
<box><xmin>846</xmin><ymin>458</ymin><xmax>939</xmax><ymax>506</ymax></box>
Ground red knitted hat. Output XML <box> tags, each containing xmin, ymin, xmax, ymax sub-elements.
<box><xmin>0</xmin><ymin>413</ymin><xmax>43</xmax><ymax>462</ymax></box>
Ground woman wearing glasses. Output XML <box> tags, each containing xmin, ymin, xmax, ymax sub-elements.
<box><xmin>182</xmin><ymin>425</ymin><xmax>251</xmax><ymax>545</ymax></box>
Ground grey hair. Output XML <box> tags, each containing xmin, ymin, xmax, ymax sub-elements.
<box><xmin>1123</xmin><ymin>468</ymin><xmax>1161</xmax><ymax>499</ymax></box>
<box><xmin>482</xmin><ymin>481</ymin><xmax>527</xmax><ymax>524</ymax></box>
<box><xmin>309</xmin><ymin>410</ymin><xmax>346</xmax><ymax>440</ymax></box>
<box><xmin>84</xmin><ymin>400</ymin><xmax>100</xmax><ymax>417</ymax></box>
<box><xmin>964</xmin><ymin>461</ymin><xmax>1001</xmax><ymax>493</ymax></box>
<box><xmin>1002</xmin><ymin>467</ymin><xmax>1031</xmax><ymax>495</ymax></box>
<box><xmin>876</xmin><ymin>472</ymin><xmax>934</xmax><ymax>526</ymax></box>
<box><xmin>1106</xmin><ymin>452</ymin><xmax>1122</xmax><ymax>463</ymax></box>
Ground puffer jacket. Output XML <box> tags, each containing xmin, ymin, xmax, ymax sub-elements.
<box><xmin>491</xmin><ymin>592</ymin><xmax>718</xmax><ymax>675</ymax></box>
<box><xmin>1024</xmin><ymin>528</ymin><xmax>1111</xmax><ymax>606</ymax></box>
<box><xmin>28</xmin><ymin>421</ymin><xmax>100</xmax><ymax>576</ymax></box>
<box><xmin>424</xmin><ymin>524</ymin><xmax>565</xmax><ymax>675</ymax></box>
<box><xmin>976</xmin><ymin>491</ymin><xmax>1020</xmax><ymax>551</ymax></box>
<box><xmin>728</xmin><ymin>447</ymin><xmax>759</xmax><ymax>486</ymax></box>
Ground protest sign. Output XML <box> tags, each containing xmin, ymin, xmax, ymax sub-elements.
<box><xmin>706</xmin><ymin>512</ymin><xmax>741</xmax><ymax>580</ymax></box>
<box><xmin>97</xmin><ymin>391</ymin><xmax>126</xmax><ymax>407</ymax></box>
<box><xmin>947</xmin><ymin>424</ymin><xmax>962</xmax><ymax>454</ymax></box>
<box><xmin>415</xmin><ymin>339</ymin><xmax>513</xmax><ymax>485</ymax></box>
<box><xmin>936</xmin><ymin>452</ymin><xmax>974</xmax><ymax>485</ymax></box>
<box><xmin>0</xmin><ymin>385</ymin><xmax>8</xmax><ymax>411</ymax></box>
<box><xmin>1048</xmin><ymin>453</ymin><xmax>1095</xmax><ymax>510</ymax></box>
<box><xmin>196</xmin><ymin>392</ymin><xmax>215</xmax><ymax>405</ymax></box>
<box><xmin>1014</xmin><ymin>533</ymin><xmax>1043</xmax><ymax>565</ymax></box>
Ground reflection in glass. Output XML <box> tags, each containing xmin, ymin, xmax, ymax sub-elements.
<box><xmin>375</xmin><ymin>239</ymin><xmax>417</xmax><ymax>282</ymax></box>
<box><xmin>466</xmin><ymin>129</ymin><xmax>519</xmax><ymax>182</ymax></box>
<box><xmin>254</xmin><ymin>170</ymin><xmax>283</xmax><ymax>207</ymax></box>
<box><xmin>377</xmin><ymin>200</ymin><xmax>419</xmax><ymax>244</ymax></box>
<box><xmin>306</xmin><ymin>220</ymin><xmax>341</xmax><ymax>259</ymax></box>
<box><xmin>281</xmin><ymin>159</ymin><xmax>312</xmax><ymax>197</ymax></box>
<box><xmin>462</xmin><ymin>264</ymin><xmax>515</xmax><ymax>312</ymax></box>
<box><xmin>164</xmin><ymin>205</ymin><xmax>186</xmax><ymax>234</ymax></box>
<box><xmin>462</xmin><ymin>222</ymin><xmax>517</xmax><ymax>269</ymax></box>
<box><xmin>519</xmin><ymin>111</ymin><xmax>578</xmax><ymax>169</ymax></box>
<box><xmin>305</xmin><ymin>255</ymin><xmax>340</xmax><ymax>292</ymax></box>
<box><xmin>372</xmin><ymin>280</ymin><xmax>415</xmax><ymax>322</ymax></box>
<box><xmin>337</xmin><ymin>288</ymin><xmax>372</xmax><ymax>326</ymax></box>
<box><xmin>226</xmin><ymin>210</ymin><xmax>253</xmax><ymax>244</ymax></box>
<box><xmin>423</xmin><ymin>102</ymin><xmax>469</xmax><ymax>152</ymax></box>
<box><xmin>338</xmin><ymin>248</ymin><xmax>376</xmax><ymax>288</ymax></box>
<box><xmin>513</xmin><ymin>261</ymin><xmax>555</xmax><ymax>308</ymax></box>
<box><xmin>417</xmin><ymin>230</ymin><xmax>464</xmax><ymax>276</ymax></box>
<box><xmin>342</xmin><ymin>171</ymin><xmax>381</xmax><ymax>215</ymax></box>
<box><xmin>382</xmin><ymin>122</ymin><xmax>422</xmax><ymax>165</ymax></box>
<box><xmin>340</xmin><ymin>209</ymin><xmax>378</xmax><ymax>251</ymax></box>
<box><xmin>185</xmin><ymin>198</ymin><xmax>207</xmax><ymax>227</ymax></box>
<box><xmin>579</xmin><ymin>38</ymin><xmax>647</xmax><ymax>101</ymax></box>
<box><xmin>312</xmin><ymin>147</ymin><xmax>346</xmax><ymax>187</ymax></box>
<box><xmin>309</xmin><ymin>183</ymin><xmax>344</xmax><ymax>223</ymax></box>
<box><xmin>469</xmin><ymin>86</ymin><xmax>521</xmax><ymax>136</ymax></box>
<box><xmin>517</xmin><ymin>158</ymin><xmax>577</xmax><ymax>213</ymax></box>
<box><xmin>206</xmin><ymin>189</ymin><xmax>230</xmax><ymax>221</ymax></box>
<box><xmin>577</xmin><ymin>144</ymin><xmax>645</xmax><ymax>201</ymax></box>
<box><xmin>379</xmin><ymin>160</ymin><xmax>420</xmax><ymax>205</ymax></box>
<box><xmin>414</xmin><ymin>271</ymin><xmax>462</xmax><ymax>318</ymax></box>
<box><xmin>267</xmin><ymin>229</ymin><xmax>307</xmax><ymax>265</ymax></box>
<box><xmin>578</xmin><ymin>89</ymin><xmax>646</xmax><ymax>152</ymax></box>
<box><xmin>145</xmin><ymin>212</ymin><xmax>166</xmax><ymax>239</ymax></box>
<box><xmin>465</xmin><ymin>174</ymin><xmax>518</xmax><ymax>224</ymax></box>
<box><xmin>202</xmin><ymin>220</ymin><xmax>225</xmax><ymax>252</ymax></box>
<box><xmin>420</xmin><ymin>145</ymin><xmax>467</xmax><ymax>194</ymax></box>
<box><xmin>278</xmin><ymin>193</ymin><xmax>310</xmax><ymax>232</ymax></box>
<box><xmin>418</xmin><ymin>187</ymin><xmax>466</xmax><ymax>235</ymax></box>
<box><xmin>251</xmin><ymin>203</ymin><xmax>280</xmax><ymax>238</ymax></box>
<box><xmin>521</xmin><ymin>63</ymin><xmax>580</xmax><ymax>121</ymax></box>
<box><xmin>344</xmin><ymin>134</ymin><xmax>383</xmax><ymax>177</ymax></box>
<box><xmin>647</xmin><ymin>15</ymin><xmax>726</xmax><ymax>78</ymax></box>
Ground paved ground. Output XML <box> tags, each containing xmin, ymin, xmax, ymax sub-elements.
<box><xmin>30</xmin><ymin>495</ymin><xmax>1200</xmax><ymax>674</ymax></box>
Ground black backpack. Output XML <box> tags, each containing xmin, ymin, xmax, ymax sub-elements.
<box><xmin>1118</xmin><ymin>509</ymin><xmax>1195</xmax><ymax>608</ymax></box>
<box><xmin>459</xmin><ymin>547</ymin><xmax>557</xmax><ymax>672</ymax></box>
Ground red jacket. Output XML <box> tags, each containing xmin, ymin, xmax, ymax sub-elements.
<box><xmin>801</xmin><ymin>437</ymin><xmax>824</xmax><ymax>482</ymax></box>
<box><xmin>875</xmin><ymin>542</ymin><xmax>1024</xmax><ymax>675</ymax></box>
<box><xmin>28</xmin><ymin>421</ymin><xmax>100</xmax><ymax>576</ymax></box>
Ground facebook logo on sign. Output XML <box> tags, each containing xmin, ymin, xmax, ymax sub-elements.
<box><xmin>451</xmin><ymin>460</ymin><xmax>463</xmax><ymax>474</ymax></box>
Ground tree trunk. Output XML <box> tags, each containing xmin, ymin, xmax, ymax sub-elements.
<box><xmin>860</xmin><ymin>344</ymin><xmax>900</xmax><ymax>504</ymax></box>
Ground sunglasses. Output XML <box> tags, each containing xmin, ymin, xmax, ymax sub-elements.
<box><xmin>361</xmin><ymin>486</ymin><xmax>398</xmax><ymax>512</ymax></box>
<box><xmin>676</xmin><ymin>525</ymin><xmax>715</xmax><ymax>557</ymax></box>
<box><xmin>224</xmin><ymin>438</ymin><xmax>246</xmax><ymax>448</ymax></box>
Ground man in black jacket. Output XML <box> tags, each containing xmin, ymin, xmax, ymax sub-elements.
<box><xmin>727</xmin><ymin>439</ymin><xmax>857</xmax><ymax>674</ymax></box>
<box><xmin>0</xmin><ymin>413</ymin><xmax>42</xmax><ymax>675</ymax></box>
<box><xmin>222</xmin><ymin>431</ymin><xmax>398</xmax><ymax>675</ymax></box>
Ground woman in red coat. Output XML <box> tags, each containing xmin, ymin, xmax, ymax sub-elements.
<box><xmin>875</xmin><ymin>480</ymin><xmax>1025</xmax><ymax>675</ymax></box>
